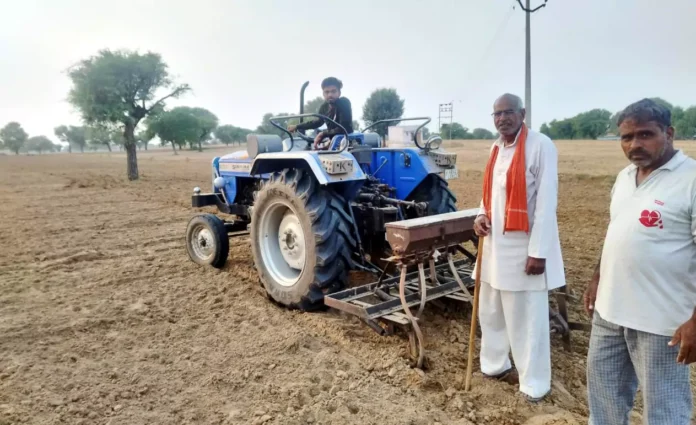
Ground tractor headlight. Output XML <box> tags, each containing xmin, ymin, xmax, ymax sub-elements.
<box><xmin>425</xmin><ymin>135</ymin><xmax>443</xmax><ymax>151</ymax></box>
<box><xmin>213</xmin><ymin>177</ymin><xmax>226</xmax><ymax>189</ymax></box>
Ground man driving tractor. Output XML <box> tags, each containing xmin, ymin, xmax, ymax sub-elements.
<box><xmin>287</xmin><ymin>77</ymin><xmax>354</xmax><ymax>149</ymax></box>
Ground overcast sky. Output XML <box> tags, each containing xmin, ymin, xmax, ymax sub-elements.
<box><xmin>1</xmin><ymin>0</ymin><xmax>695</xmax><ymax>141</ymax></box>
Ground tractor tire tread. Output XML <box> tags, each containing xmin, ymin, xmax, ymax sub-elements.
<box><xmin>252</xmin><ymin>169</ymin><xmax>356</xmax><ymax>312</ymax></box>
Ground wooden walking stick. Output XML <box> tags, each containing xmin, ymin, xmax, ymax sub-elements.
<box><xmin>465</xmin><ymin>235</ymin><xmax>485</xmax><ymax>391</ymax></box>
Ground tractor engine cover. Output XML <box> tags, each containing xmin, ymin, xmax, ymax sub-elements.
<box><xmin>247</xmin><ymin>134</ymin><xmax>283</xmax><ymax>158</ymax></box>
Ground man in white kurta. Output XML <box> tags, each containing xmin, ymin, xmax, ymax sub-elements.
<box><xmin>473</xmin><ymin>94</ymin><xmax>565</xmax><ymax>402</ymax></box>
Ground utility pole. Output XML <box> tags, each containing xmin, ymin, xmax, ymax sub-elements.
<box><xmin>515</xmin><ymin>0</ymin><xmax>547</xmax><ymax>129</ymax></box>
<box><xmin>439</xmin><ymin>103</ymin><xmax>453</xmax><ymax>139</ymax></box>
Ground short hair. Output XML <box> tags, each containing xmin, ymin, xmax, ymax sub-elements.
<box><xmin>495</xmin><ymin>93</ymin><xmax>524</xmax><ymax>110</ymax></box>
<box><xmin>321</xmin><ymin>77</ymin><xmax>342</xmax><ymax>90</ymax></box>
<box><xmin>617</xmin><ymin>98</ymin><xmax>671</xmax><ymax>129</ymax></box>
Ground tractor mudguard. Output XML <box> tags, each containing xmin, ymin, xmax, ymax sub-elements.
<box><xmin>367</xmin><ymin>147</ymin><xmax>458</xmax><ymax>200</ymax></box>
<box><xmin>250</xmin><ymin>151</ymin><xmax>366</xmax><ymax>200</ymax></box>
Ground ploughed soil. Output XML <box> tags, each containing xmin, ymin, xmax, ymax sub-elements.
<box><xmin>2</xmin><ymin>140</ymin><xmax>695</xmax><ymax>425</ymax></box>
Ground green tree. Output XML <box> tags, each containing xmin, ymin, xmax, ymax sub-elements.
<box><xmin>0</xmin><ymin>122</ymin><xmax>28</xmax><ymax>155</ymax></box>
<box><xmin>26</xmin><ymin>135</ymin><xmax>56</xmax><ymax>154</ymax></box>
<box><xmin>440</xmin><ymin>122</ymin><xmax>472</xmax><ymax>140</ymax></box>
<box><xmin>136</xmin><ymin>128</ymin><xmax>154</xmax><ymax>150</ymax></box>
<box><xmin>67</xmin><ymin>49</ymin><xmax>190</xmax><ymax>180</ymax></box>
<box><xmin>540</xmin><ymin>123</ymin><xmax>551</xmax><ymax>137</ymax></box>
<box><xmin>304</xmin><ymin>96</ymin><xmax>324</xmax><ymax>114</ymax></box>
<box><xmin>255</xmin><ymin>112</ymin><xmax>299</xmax><ymax>138</ymax></box>
<box><xmin>110</xmin><ymin>129</ymin><xmax>125</xmax><ymax>151</ymax></box>
<box><xmin>675</xmin><ymin>106</ymin><xmax>696</xmax><ymax>140</ymax></box>
<box><xmin>171</xmin><ymin>106</ymin><xmax>218</xmax><ymax>151</ymax></box>
<box><xmin>216</xmin><ymin>125</ymin><xmax>251</xmax><ymax>146</ymax></box>
<box><xmin>86</xmin><ymin>126</ymin><xmax>113</xmax><ymax>151</ymax></box>
<box><xmin>472</xmin><ymin>128</ymin><xmax>495</xmax><ymax>139</ymax></box>
<box><xmin>362</xmin><ymin>88</ymin><xmax>405</xmax><ymax>137</ymax></box>
<box><xmin>573</xmin><ymin>109</ymin><xmax>612</xmax><ymax>139</ymax></box>
<box><xmin>352</xmin><ymin>120</ymin><xmax>360</xmax><ymax>132</ymax></box>
<box><xmin>148</xmin><ymin>109</ymin><xmax>200</xmax><ymax>154</ymax></box>
<box><xmin>216</xmin><ymin>125</ymin><xmax>235</xmax><ymax>146</ymax></box>
<box><xmin>67</xmin><ymin>126</ymin><xmax>87</xmax><ymax>152</ymax></box>
<box><xmin>545</xmin><ymin>118</ymin><xmax>576</xmax><ymax>140</ymax></box>
<box><xmin>54</xmin><ymin>125</ymin><xmax>72</xmax><ymax>153</ymax></box>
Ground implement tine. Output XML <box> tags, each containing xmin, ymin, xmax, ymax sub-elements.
<box><xmin>448</xmin><ymin>252</ymin><xmax>472</xmax><ymax>301</ymax></box>
<box><xmin>417</xmin><ymin>262</ymin><xmax>427</xmax><ymax>318</ymax></box>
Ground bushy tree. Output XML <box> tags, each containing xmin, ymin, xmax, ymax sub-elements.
<box><xmin>472</xmin><ymin>128</ymin><xmax>495</xmax><ymax>139</ymax></box>
<box><xmin>171</xmin><ymin>107</ymin><xmax>218</xmax><ymax>151</ymax></box>
<box><xmin>440</xmin><ymin>122</ymin><xmax>472</xmax><ymax>140</ymax></box>
<box><xmin>86</xmin><ymin>126</ymin><xmax>113</xmax><ymax>151</ymax></box>
<box><xmin>255</xmin><ymin>112</ymin><xmax>300</xmax><ymax>138</ymax></box>
<box><xmin>148</xmin><ymin>109</ymin><xmax>200</xmax><ymax>154</ymax></box>
<box><xmin>216</xmin><ymin>125</ymin><xmax>252</xmax><ymax>146</ymax></box>
<box><xmin>67</xmin><ymin>49</ymin><xmax>190</xmax><ymax>180</ymax></box>
<box><xmin>362</xmin><ymin>88</ymin><xmax>405</xmax><ymax>137</ymax></box>
<box><xmin>136</xmin><ymin>128</ymin><xmax>154</xmax><ymax>150</ymax></box>
<box><xmin>26</xmin><ymin>136</ymin><xmax>56</xmax><ymax>154</ymax></box>
<box><xmin>675</xmin><ymin>106</ymin><xmax>696</xmax><ymax>139</ymax></box>
<box><xmin>1</xmin><ymin>122</ymin><xmax>28</xmax><ymax>155</ymax></box>
<box><xmin>574</xmin><ymin>109</ymin><xmax>612</xmax><ymax>139</ymax></box>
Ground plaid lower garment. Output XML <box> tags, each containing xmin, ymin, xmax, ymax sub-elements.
<box><xmin>587</xmin><ymin>311</ymin><xmax>693</xmax><ymax>425</ymax></box>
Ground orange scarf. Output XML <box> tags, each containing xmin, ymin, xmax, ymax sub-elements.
<box><xmin>482</xmin><ymin>124</ymin><xmax>529</xmax><ymax>233</ymax></box>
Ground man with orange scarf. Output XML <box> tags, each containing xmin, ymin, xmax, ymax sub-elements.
<box><xmin>472</xmin><ymin>93</ymin><xmax>565</xmax><ymax>403</ymax></box>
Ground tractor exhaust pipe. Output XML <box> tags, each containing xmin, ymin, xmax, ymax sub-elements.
<box><xmin>299</xmin><ymin>81</ymin><xmax>309</xmax><ymax>126</ymax></box>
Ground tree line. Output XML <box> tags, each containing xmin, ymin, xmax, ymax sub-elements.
<box><xmin>439</xmin><ymin>123</ymin><xmax>496</xmax><ymax>140</ymax></box>
<box><xmin>1</xmin><ymin>49</ymin><xmax>419</xmax><ymax>181</ymax></box>
<box><xmin>539</xmin><ymin>97</ymin><xmax>696</xmax><ymax>140</ymax></box>
<box><xmin>4</xmin><ymin>48</ymin><xmax>694</xmax><ymax>180</ymax></box>
<box><xmin>0</xmin><ymin>122</ymin><xmax>61</xmax><ymax>155</ymax></box>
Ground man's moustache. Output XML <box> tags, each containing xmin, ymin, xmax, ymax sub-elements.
<box><xmin>629</xmin><ymin>149</ymin><xmax>649</xmax><ymax>158</ymax></box>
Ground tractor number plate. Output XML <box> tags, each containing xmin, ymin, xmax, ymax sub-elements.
<box><xmin>429</xmin><ymin>151</ymin><xmax>457</xmax><ymax>167</ymax></box>
<box><xmin>443</xmin><ymin>168</ymin><xmax>459</xmax><ymax>180</ymax></box>
<box><xmin>320</xmin><ymin>156</ymin><xmax>353</xmax><ymax>175</ymax></box>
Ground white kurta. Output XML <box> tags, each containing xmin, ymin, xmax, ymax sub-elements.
<box><xmin>472</xmin><ymin>128</ymin><xmax>565</xmax><ymax>291</ymax></box>
<box><xmin>471</xmin><ymin>128</ymin><xmax>565</xmax><ymax>399</ymax></box>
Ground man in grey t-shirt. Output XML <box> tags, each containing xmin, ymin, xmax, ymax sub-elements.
<box><xmin>584</xmin><ymin>98</ymin><xmax>696</xmax><ymax>425</ymax></box>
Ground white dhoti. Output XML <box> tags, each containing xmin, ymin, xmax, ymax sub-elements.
<box><xmin>472</xmin><ymin>128</ymin><xmax>565</xmax><ymax>399</ymax></box>
<box><xmin>478</xmin><ymin>282</ymin><xmax>551</xmax><ymax>398</ymax></box>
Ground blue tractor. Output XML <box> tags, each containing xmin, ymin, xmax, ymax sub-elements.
<box><xmin>186</xmin><ymin>82</ymin><xmax>460</xmax><ymax>311</ymax></box>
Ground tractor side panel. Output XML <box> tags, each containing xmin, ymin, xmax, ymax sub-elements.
<box><xmin>371</xmin><ymin>148</ymin><xmax>443</xmax><ymax>200</ymax></box>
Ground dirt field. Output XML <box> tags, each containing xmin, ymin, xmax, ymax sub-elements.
<box><xmin>2</xmin><ymin>140</ymin><xmax>696</xmax><ymax>425</ymax></box>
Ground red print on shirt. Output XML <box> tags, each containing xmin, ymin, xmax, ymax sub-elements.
<box><xmin>639</xmin><ymin>210</ymin><xmax>663</xmax><ymax>229</ymax></box>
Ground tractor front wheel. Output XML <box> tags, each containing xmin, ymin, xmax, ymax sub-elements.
<box><xmin>185</xmin><ymin>213</ymin><xmax>230</xmax><ymax>269</ymax></box>
<box><xmin>250</xmin><ymin>169</ymin><xmax>355</xmax><ymax>311</ymax></box>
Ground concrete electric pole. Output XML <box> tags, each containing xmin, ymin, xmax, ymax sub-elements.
<box><xmin>516</xmin><ymin>0</ymin><xmax>547</xmax><ymax>129</ymax></box>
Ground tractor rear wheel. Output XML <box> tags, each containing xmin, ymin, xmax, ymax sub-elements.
<box><xmin>369</xmin><ymin>175</ymin><xmax>458</xmax><ymax>269</ymax></box>
<box><xmin>250</xmin><ymin>169</ymin><xmax>356</xmax><ymax>311</ymax></box>
<box><xmin>406</xmin><ymin>174</ymin><xmax>457</xmax><ymax>216</ymax></box>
